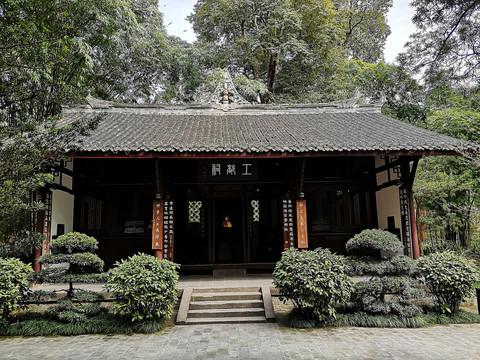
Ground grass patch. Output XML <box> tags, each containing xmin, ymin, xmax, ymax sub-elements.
<box><xmin>334</xmin><ymin>310</ymin><xmax>480</xmax><ymax>328</ymax></box>
<box><xmin>282</xmin><ymin>308</ymin><xmax>480</xmax><ymax>329</ymax></box>
<box><xmin>0</xmin><ymin>312</ymin><xmax>166</xmax><ymax>336</ymax></box>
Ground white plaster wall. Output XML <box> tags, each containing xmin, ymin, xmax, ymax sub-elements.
<box><xmin>51</xmin><ymin>159</ymin><xmax>74</xmax><ymax>237</ymax></box>
<box><xmin>375</xmin><ymin>156</ymin><xmax>402</xmax><ymax>239</ymax></box>
<box><xmin>51</xmin><ymin>190</ymin><xmax>74</xmax><ymax>236</ymax></box>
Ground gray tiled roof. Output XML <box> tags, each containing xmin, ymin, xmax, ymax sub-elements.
<box><xmin>62</xmin><ymin>105</ymin><xmax>475</xmax><ymax>155</ymax></box>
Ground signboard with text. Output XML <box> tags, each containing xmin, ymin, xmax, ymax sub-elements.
<box><xmin>163</xmin><ymin>200</ymin><xmax>175</xmax><ymax>261</ymax></box>
<box><xmin>282</xmin><ymin>198</ymin><xmax>295</xmax><ymax>249</ymax></box>
<box><xmin>296</xmin><ymin>200</ymin><xmax>308</xmax><ymax>249</ymax></box>
<box><xmin>198</xmin><ymin>160</ymin><xmax>258</xmax><ymax>182</ymax></box>
<box><xmin>152</xmin><ymin>199</ymin><xmax>163</xmax><ymax>252</ymax></box>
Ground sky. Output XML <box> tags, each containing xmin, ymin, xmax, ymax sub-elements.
<box><xmin>159</xmin><ymin>0</ymin><xmax>416</xmax><ymax>64</ymax></box>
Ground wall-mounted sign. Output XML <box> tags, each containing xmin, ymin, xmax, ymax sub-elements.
<box><xmin>282</xmin><ymin>198</ymin><xmax>295</xmax><ymax>249</ymax></box>
<box><xmin>198</xmin><ymin>160</ymin><xmax>258</xmax><ymax>182</ymax></box>
<box><xmin>152</xmin><ymin>199</ymin><xmax>163</xmax><ymax>251</ymax></box>
<box><xmin>163</xmin><ymin>200</ymin><xmax>175</xmax><ymax>261</ymax></box>
<box><xmin>296</xmin><ymin>200</ymin><xmax>308</xmax><ymax>249</ymax></box>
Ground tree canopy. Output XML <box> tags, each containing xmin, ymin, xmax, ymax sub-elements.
<box><xmin>399</xmin><ymin>0</ymin><xmax>480</xmax><ymax>83</ymax></box>
<box><xmin>0</xmin><ymin>0</ymin><xmax>146</xmax><ymax>257</ymax></box>
<box><xmin>188</xmin><ymin>0</ymin><xmax>392</xmax><ymax>102</ymax></box>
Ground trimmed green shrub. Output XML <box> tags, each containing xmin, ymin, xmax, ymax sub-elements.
<box><xmin>347</xmin><ymin>255</ymin><xmax>415</xmax><ymax>276</ymax></box>
<box><xmin>346</xmin><ymin>229</ymin><xmax>404</xmax><ymax>258</ymax></box>
<box><xmin>32</xmin><ymin>232</ymin><xmax>105</xmax><ymax>323</ymax></box>
<box><xmin>415</xmin><ymin>251</ymin><xmax>480</xmax><ymax>315</ymax></box>
<box><xmin>345</xmin><ymin>229</ymin><xmax>424</xmax><ymax>317</ymax></box>
<box><xmin>273</xmin><ymin>248</ymin><xmax>353</xmax><ymax>325</ymax></box>
<box><xmin>350</xmin><ymin>276</ymin><xmax>424</xmax><ymax>316</ymax></box>
<box><xmin>0</xmin><ymin>258</ymin><xmax>32</xmax><ymax>321</ymax></box>
<box><xmin>50</xmin><ymin>232</ymin><xmax>98</xmax><ymax>253</ymax></box>
<box><xmin>106</xmin><ymin>253</ymin><xmax>179</xmax><ymax>322</ymax></box>
<box><xmin>34</xmin><ymin>232</ymin><xmax>105</xmax><ymax>296</ymax></box>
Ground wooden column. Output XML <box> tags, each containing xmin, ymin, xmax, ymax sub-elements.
<box><xmin>407</xmin><ymin>159</ymin><xmax>420</xmax><ymax>259</ymax></box>
<box><xmin>34</xmin><ymin>190</ymin><xmax>52</xmax><ymax>272</ymax></box>
<box><xmin>399</xmin><ymin>159</ymin><xmax>420</xmax><ymax>259</ymax></box>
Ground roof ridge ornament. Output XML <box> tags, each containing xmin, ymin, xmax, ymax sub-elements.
<box><xmin>209</xmin><ymin>69</ymin><xmax>250</xmax><ymax>109</ymax></box>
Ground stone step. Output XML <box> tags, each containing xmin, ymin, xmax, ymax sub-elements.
<box><xmin>188</xmin><ymin>307</ymin><xmax>265</xmax><ymax>318</ymax></box>
<box><xmin>184</xmin><ymin>316</ymin><xmax>267</xmax><ymax>325</ymax></box>
<box><xmin>192</xmin><ymin>287</ymin><xmax>260</xmax><ymax>293</ymax></box>
<box><xmin>189</xmin><ymin>299</ymin><xmax>264</xmax><ymax>310</ymax></box>
<box><xmin>191</xmin><ymin>292</ymin><xmax>262</xmax><ymax>302</ymax></box>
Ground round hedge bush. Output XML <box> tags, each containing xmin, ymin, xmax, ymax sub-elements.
<box><xmin>273</xmin><ymin>248</ymin><xmax>353</xmax><ymax>325</ymax></box>
<box><xmin>0</xmin><ymin>258</ymin><xmax>32</xmax><ymax>321</ymax></box>
<box><xmin>346</xmin><ymin>229</ymin><xmax>404</xmax><ymax>257</ymax></box>
<box><xmin>415</xmin><ymin>251</ymin><xmax>480</xmax><ymax>314</ymax></box>
<box><xmin>107</xmin><ymin>253</ymin><xmax>179</xmax><ymax>322</ymax></box>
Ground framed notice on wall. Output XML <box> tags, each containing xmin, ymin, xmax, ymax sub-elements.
<box><xmin>296</xmin><ymin>200</ymin><xmax>308</xmax><ymax>249</ymax></box>
<box><xmin>152</xmin><ymin>199</ymin><xmax>163</xmax><ymax>251</ymax></box>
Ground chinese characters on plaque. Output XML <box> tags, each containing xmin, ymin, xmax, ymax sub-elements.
<box><xmin>198</xmin><ymin>160</ymin><xmax>258</xmax><ymax>182</ymax></box>
<box><xmin>296</xmin><ymin>200</ymin><xmax>308</xmax><ymax>249</ymax></box>
<box><xmin>282</xmin><ymin>198</ymin><xmax>295</xmax><ymax>249</ymax></box>
<box><xmin>163</xmin><ymin>200</ymin><xmax>174</xmax><ymax>261</ymax></box>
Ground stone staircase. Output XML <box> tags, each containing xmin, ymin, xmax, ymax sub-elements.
<box><xmin>176</xmin><ymin>286</ymin><xmax>275</xmax><ymax>325</ymax></box>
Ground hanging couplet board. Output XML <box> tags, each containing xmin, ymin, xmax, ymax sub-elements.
<box><xmin>163</xmin><ymin>200</ymin><xmax>175</xmax><ymax>261</ymax></box>
<box><xmin>282</xmin><ymin>198</ymin><xmax>295</xmax><ymax>249</ymax></box>
<box><xmin>399</xmin><ymin>188</ymin><xmax>413</xmax><ymax>257</ymax></box>
<box><xmin>42</xmin><ymin>191</ymin><xmax>53</xmax><ymax>255</ymax></box>
<box><xmin>296</xmin><ymin>200</ymin><xmax>308</xmax><ymax>249</ymax></box>
<box><xmin>152</xmin><ymin>199</ymin><xmax>164</xmax><ymax>254</ymax></box>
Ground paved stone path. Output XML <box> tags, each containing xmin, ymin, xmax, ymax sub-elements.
<box><xmin>1</xmin><ymin>323</ymin><xmax>480</xmax><ymax>359</ymax></box>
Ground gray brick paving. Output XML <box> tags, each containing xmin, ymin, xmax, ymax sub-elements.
<box><xmin>1</xmin><ymin>323</ymin><xmax>480</xmax><ymax>360</ymax></box>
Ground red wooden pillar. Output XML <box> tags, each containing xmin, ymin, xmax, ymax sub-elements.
<box><xmin>400</xmin><ymin>159</ymin><xmax>420</xmax><ymax>259</ymax></box>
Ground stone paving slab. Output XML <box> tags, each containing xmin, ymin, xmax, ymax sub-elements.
<box><xmin>1</xmin><ymin>323</ymin><xmax>480</xmax><ymax>360</ymax></box>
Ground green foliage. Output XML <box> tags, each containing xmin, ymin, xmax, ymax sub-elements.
<box><xmin>47</xmin><ymin>298</ymin><xmax>104</xmax><ymax>324</ymax></box>
<box><xmin>336</xmin><ymin>312</ymin><xmax>430</xmax><ymax>328</ymax></box>
<box><xmin>38</xmin><ymin>253</ymin><xmax>104</xmax><ymax>272</ymax></box>
<box><xmin>415</xmin><ymin>251</ymin><xmax>480</xmax><ymax>315</ymax></box>
<box><xmin>342</xmin><ymin>0</ymin><xmax>393</xmax><ymax>63</ymax></box>
<box><xmin>0</xmin><ymin>312</ymin><xmax>165</xmax><ymax>336</ymax></box>
<box><xmin>232</xmin><ymin>75</ymin><xmax>269</xmax><ymax>103</ymax></box>
<box><xmin>345</xmin><ymin>230</ymin><xmax>424</xmax><ymax>317</ymax></box>
<box><xmin>33</xmin><ymin>232</ymin><xmax>105</xmax><ymax>323</ymax></box>
<box><xmin>336</xmin><ymin>310</ymin><xmax>480</xmax><ymax>328</ymax></box>
<box><xmin>107</xmin><ymin>253</ymin><xmax>179</xmax><ymax>322</ymax></box>
<box><xmin>273</xmin><ymin>248</ymin><xmax>353</xmax><ymax>324</ymax></box>
<box><xmin>50</xmin><ymin>232</ymin><xmax>98</xmax><ymax>254</ymax></box>
<box><xmin>189</xmin><ymin>0</ymin><xmax>391</xmax><ymax>102</ymax></box>
<box><xmin>89</xmin><ymin>0</ymin><xmax>171</xmax><ymax>102</ymax></box>
<box><xmin>347</xmin><ymin>255</ymin><xmax>415</xmax><ymax>276</ymax></box>
<box><xmin>350</xmin><ymin>276</ymin><xmax>424</xmax><ymax>316</ymax></box>
<box><xmin>0</xmin><ymin>258</ymin><xmax>32</xmax><ymax>321</ymax></box>
<box><xmin>346</xmin><ymin>229</ymin><xmax>404</xmax><ymax>257</ymax></box>
<box><xmin>399</xmin><ymin>0</ymin><xmax>480</xmax><ymax>83</ymax></box>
